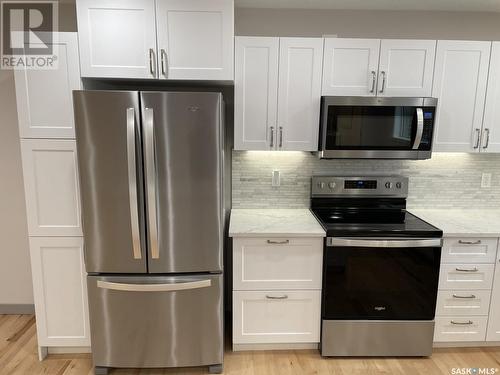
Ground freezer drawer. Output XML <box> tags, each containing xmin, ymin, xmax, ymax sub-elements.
<box><xmin>87</xmin><ymin>274</ymin><xmax>223</xmax><ymax>369</ymax></box>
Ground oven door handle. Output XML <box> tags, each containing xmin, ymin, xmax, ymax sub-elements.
<box><xmin>327</xmin><ymin>237</ymin><xmax>443</xmax><ymax>248</ymax></box>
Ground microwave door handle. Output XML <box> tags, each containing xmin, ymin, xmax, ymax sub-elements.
<box><xmin>144</xmin><ymin>108</ymin><xmax>160</xmax><ymax>259</ymax></box>
<box><xmin>327</xmin><ymin>238</ymin><xmax>443</xmax><ymax>248</ymax></box>
<box><xmin>412</xmin><ymin>108</ymin><xmax>424</xmax><ymax>150</ymax></box>
<box><xmin>126</xmin><ymin>108</ymin><xmax>142</xmax><ymax>260</ymax></box>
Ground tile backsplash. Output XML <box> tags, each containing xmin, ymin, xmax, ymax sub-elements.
<box><xmin>232</xmin><ymin>151</ymin><xmax>500</xmax><ymax>209</ymax></box>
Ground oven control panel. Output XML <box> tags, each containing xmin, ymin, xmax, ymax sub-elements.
<box><xmin>311</xmin><ymin>176</ymin><xmax>409</xmax><ymax>197</ymax></box>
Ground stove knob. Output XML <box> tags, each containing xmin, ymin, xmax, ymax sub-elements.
<box><xmin>317</xmin><ymin>182</ymin><xmax>326</xmax><ymax>189</ymax></box>
<box><xmin>385</xmin><ymin>182</ymin><xmax>393</xmax><ymax>189</ymax></box>
<box><xmin>328</xmin><ymin>182</ymin><xmax>336</xmax><ymax>189</ymax></box>
<box><xmin>396</xmin><ymin>182</ymin><xmax>402</xmax><ymax>189</ymax></box>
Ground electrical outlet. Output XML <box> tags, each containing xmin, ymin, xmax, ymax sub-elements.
<box><xmin>272</xmin><ymin>170</ymin><xmax>280</xmax><ymax>187</ymax></box>
<box><xmin>481</xmin><ymin>173</ymin><xmax>492</xmax><ymax>188</ymax></box>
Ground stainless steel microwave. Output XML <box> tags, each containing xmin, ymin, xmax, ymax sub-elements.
<box><xmin>318</xmin><ymin>97</ymin><xmax>438</xmax><ymax>159</ymax></box>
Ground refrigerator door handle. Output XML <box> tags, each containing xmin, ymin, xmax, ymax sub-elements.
<box><xmin>126</xmin><ymin>108</ymin><xmax>142</xmax><ymax>260</ymax></box>
<box><xmin>97</xmin><ymin>279</ymin><xmax>212</xmax><ymax>292</ymax></box>
<box><xmin>144</xmin><ymin>108</ymin><xmax>160</xmax><ymax>259</ymax></box>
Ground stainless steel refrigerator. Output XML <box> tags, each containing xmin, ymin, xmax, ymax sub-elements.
<box><xmin>73</xmin><ymin>90</ymin><xmax>225</xmax><ymax>374</ymax></box>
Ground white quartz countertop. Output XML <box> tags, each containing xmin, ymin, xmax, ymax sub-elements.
<box><xmin>411</xmin><ymin>209</ymin><xmax>500</xmax><ymax>237</ymax></box>
<box><xmin>229</xmin><ymin>209</ymin><xmax>326</xmax><ymax>237</ymax></box>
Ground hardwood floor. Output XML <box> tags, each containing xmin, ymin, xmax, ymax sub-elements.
<box><xmin>1</xmin><ymin>314</ymin><xmax>500</xmax><ymax>375</ymax></box>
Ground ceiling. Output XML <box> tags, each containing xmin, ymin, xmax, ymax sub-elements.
<box><xmin>235</xmin><ymin>0</ymin><xmax>500</xmax><ymax>12</ymax></box>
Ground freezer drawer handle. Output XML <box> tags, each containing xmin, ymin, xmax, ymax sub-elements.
<box><xmin>97</xmin><ymin>279</ymin><xmax>211</xmax><ymax>292</ymax></box>
<box><xmin>126</xmin><ymin>108</ymin><xmax>142</xmax><ymax>260</ymax></box>
<box><xmin>144</xmin><ymin>108</ymin><xmax>160</xmax><ymax>259</ymax></box>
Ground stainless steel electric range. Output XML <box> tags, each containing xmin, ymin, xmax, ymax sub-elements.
<box><xmin>311</xmin><ymin>176</ymin><xmax>443</xmax><ymax>357</ymax></box>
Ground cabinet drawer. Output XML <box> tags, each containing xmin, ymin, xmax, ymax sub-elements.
<box><xmin>442</xmin><ymin>238</ymin><xmax>498</xmax><ymax>263</ymax></box>
<box><xmin>233</xmin><ymin>237</ymin><xmax>323</xmax><ymax>290</ymax></box>
<box><xmin>438</xmin><ymin>264</ymin><xmax>494</xmax><ymax>290</ymax></box>
<box><xmin>233</xmin><ymin>290</ymin><xmax>321</xmax><ymax>344</ymax></box>
<box><xmin>434</xmin><ymin>316</ymin><xmax>488</xmax><ymax>342</ymax></box>
<box><xmin>436</xmin><ymin>290</ymin><xmax>491</xmax><ymax>316</ymax></box>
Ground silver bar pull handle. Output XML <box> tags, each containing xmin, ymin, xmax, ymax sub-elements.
<box><xmin>369</xmin><ymin>71</ymin><xmax>376</xmax><ymax>93</ymax></box>
<box><xmin>97</xmin><ymin>279</ymin><xmax>211</xmax><ymax>292</ymax></box>
<box><xmin>160</xmin><ymin>49</ymin><xmax>167</xmax><ymax>78</ymax></box>
<box><xmin>452</xmin><ymin>294</ymin><xmax>476</xmax><ymax>299</ymax></box>
<box><xmin>149</xmin><ymin>48</ymin><xmax>156</xmax><ymax>77</ymax></box>
<box><xmin>450</xmin><ymin>320</ymin><xmax>473</xmax><ymax>325</ymax></box>
<box><xmin>473</xmin><ymin>128</ymin><xmax>481</xmax><ymax>149</ymax></box>
<box><xmin>412</xmin><ymin>108</ymin><xmax>424</xmax><ymax>149</ymax></box>
<box><xmin>266</xmin><ymin>295</ymin><xmax>288</xmax><ymax>300</ymax></box>
<box><xmin>144</xmin><ymin>108</ymin><xmax>159</xmax><ymax>259</ymax></box>
<box><xmin>458</xmin><ymin>240</ymin><xmax>482</xmax><ymax>245</ymax></box>
<box><xmin>379</xmin><ymin>71</ymin><xmax>386</xmax><ymax>93</ymax></box>
<box><xmin>267</xmin><ymin>239</ymin><xmax>290</xmax><ymax>244</ymax></box>
<box><xmin>279</xmin><ymin>126</ymin><xmax>283</xmax><ymax>148</ymax></box>
<box><xmin>483</xmin><ymin>128</ymin><xmax>490</xmax><ymax>149</ymax></box>
<box><xmin>126</xmin><ymin>108</ymin><xmax>142</xmax><ymax>260</ymax></box>
<box><xmin>270</xmin><ymin>126</ymin><xmax>275</xmax><ymax>148</ymax></box>
<box><xmin>455</xmin><ymin>267</ymin><xmax>479</xmax><ymax>272</ymax></box>
<box><xmin>328</xmin><ymin>237</ymin><xmax>442</xmax><ymax>248</ymax></box>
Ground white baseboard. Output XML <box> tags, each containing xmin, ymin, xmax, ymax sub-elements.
<box><xmin>433</xmin><ymin>341</ymin><xmax>500</xmax><ymax>348</ymax></box>
<box><xmin>47</xmin><ymin>346</ymin><xmax>92</xmax><ymax>354</ymax></box>
<box><xmin>233</xmin><ymin>343</ymin><xmax>319</xmax><ymax>351</ymax></box>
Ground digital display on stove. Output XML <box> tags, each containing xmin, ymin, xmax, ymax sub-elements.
<box><xmin>344</xmin><ymin>180</ymin><xmax>377</xmax><ymax>189</ymax></box>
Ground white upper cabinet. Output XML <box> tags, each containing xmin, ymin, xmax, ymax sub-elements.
<box><xmin>76</xmin><ymin>0</ymin><xmax>157</xmax><ymax>79</ymax></box>
<box><xmin>234</xmin><ymin>37</ymin><xmax>279</xmax><ymax>150</ymax></box>
<box><xmin>378</xmin><ymin>39</ymin><xmax>436</xmax><ymax>97</ymax></box>
<box><xmin>20</xmin><ymin>139</ymin><xmax>82</xmax><ymax>237</ymax></box>
<box><xmin>234</xmin><ymin>37</ymin><xmax>322</xmax><ymax>151</ymax></box>
<box><xmin>322</xmin><ymin>38</ymin><xmax>380</xmax><ymax>96</ymax></box>
<box><xmin>432</xmin><ymin>41</ymin><xmax>491</xmax><ymax>152</ymax></box>
<box><xmin>482</xmin><ymin>41</ymin><xmax>500</xmax><ymax>153</ymax></box>
<box><xmin>76</xmin><ymin>0</ymin><xmax>234</xmax><ymax>80</ymax></box>
<box><xmin>14</xmin><ymin>33</ymin><xmax>81</xmax><ymax>138</ymax></box>
<box><xmin>278</xmin><ymin>38</ymin><xmax>323</xmax><ymax>151</ymax></box>
<box><xmin>156</xmin><ymin>0</ymin><xmax>234</xmax><ymax>80</ymax></box>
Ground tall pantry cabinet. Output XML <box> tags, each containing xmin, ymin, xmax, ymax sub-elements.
<box><xmin>14</xmin><ymin>32</ymin><xmax>90</xmax><ymax>359</ymax></box>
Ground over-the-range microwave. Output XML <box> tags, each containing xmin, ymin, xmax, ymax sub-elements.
<box><xmin>318</xmin><ymin>97</ymin><xmax>438</xmax><ymax>159</ymax></box>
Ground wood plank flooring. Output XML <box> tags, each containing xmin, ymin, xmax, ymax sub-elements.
<box><xmin>1</xmin><ymin>314</ymin><xmax>500</xmax><ymax>375</ymax></box>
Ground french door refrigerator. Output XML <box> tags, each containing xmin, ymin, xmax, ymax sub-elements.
<box><xmin>73</xmin><ymin>90</ymin><xmax>225</xmax><ymax>374</ymax></box>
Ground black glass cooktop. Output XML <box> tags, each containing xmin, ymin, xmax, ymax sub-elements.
<box><xmin>311</xmin><ymin>198</ymin><xmax>442</xmax><ymax>238</ymax></box>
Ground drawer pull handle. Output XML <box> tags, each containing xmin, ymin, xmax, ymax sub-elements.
<box><xmin>452</xmin><ymin>294</ymin><xmax>476</xmax><ymax>299</ymax></box>
<box><xmin>455</xmin><ymin>267</ymin><xmax>479</xmax><ymax>272</ymax></box>
<box><xmin>267</xmin><ymin>240</ymin><xmax>290</xmax><ymax>244</ymax></box>
<box><xmin>450</xmin><ymin>320</ymin><xmax>473</xmax><ymax>325</ymax></box>
<box><xmin>458</xmin><ymin>240</ymin><xmax>482</xmax><ymax>245</ymax></box>
<box><xmin>266</xmin><ymin>295</ymin><xmax>288</xmax><ymax>300</ymax></box>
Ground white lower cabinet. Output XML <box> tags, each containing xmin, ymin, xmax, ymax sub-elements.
<box><xmin>29</xmin><ymin>237</ymin><xmax>90</xmax><ymax>347</ymax></box>
<box><xmin>486</xmin><ymin>250</ymin><xmax>500</xmax><ymax>341</ymax></box>
<box><xmin>436</xmin><ymin>290</ymin><xmax>491</xmax><ymax>316</ymax></box>
<box><xmin>233</xmin><ymin>290</ymin><xmax>321</xmax><ymax>344</ymax></box>
<box><xmin>438</xmin><ymin>263</ymin><xmax>494</xmax><ymax>290</ymax></box>
<box><xmin>434</xmin><ymin>316</ymin><xmax>488</xmax><ymax>342</ymax></box>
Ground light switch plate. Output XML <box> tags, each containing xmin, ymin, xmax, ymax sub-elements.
<box><xmin>481</xmin><ymin>173</ymin><xmax>492</xmax><ymax>188</ymax></box>
<box><xmin>272</xmin><ymin>170</ymin><xmax>280</xmax><ymax>187</ymax></box>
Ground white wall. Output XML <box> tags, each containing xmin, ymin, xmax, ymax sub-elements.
<box><xmin>235</xmin><ymin>8</ymin><xmax>500</xmax><ymax>39</ymax></box>
<box><xmin>0</xmin><ymin>69</ymin><xmax>33</xmax><ymax>307</ymax></box>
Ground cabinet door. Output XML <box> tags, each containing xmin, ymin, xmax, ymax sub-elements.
<box><xmin>76</xmin><ymin>0</ymin><xmax>157</xmax><ymax>79</ymax></box>
<box><xmin>30</xmin><ymin>237</ymin><xmax>90</xmax><ymax>347</ymax></box>
<box><xmin>234</xmin><ymin>37</ymin><xmax>279</xmax><ymax>150</ymax></box>
<box><xmin>20</xmin><ymin>140</ymin><xmax>82</xmax><ymax>236</ymax></box>
<box><xmin>278</xmin><ymin>38</ymin><xmax>323</xmax><ymax>151</ymax></box>
<box><xmin>487</xmin><ymin>250</ymin><xmax>500</xmax><ymax>341</ymax></box>
<box><xmin>432</xmin><ymin>41</ymin><xmax>491</xmax><ymax>152</ymax></box>
<box><xmin>156</xmin><ymin>0</ymin><xmax>234</xmax><ymax>80</ymax></box>
<box><xmin>14</xmin><ymin>33</ymin><xmax>81</xmax><ymax>138</ymax></box>
<box><xmin>482</xmin><ymin>41</ymin><xmax>500</xmax><ymax>153</ymax></box>
<box><xmin>322</xmin><ymin>38</ymin><xmax>380</xmax><ymax>96</ymax></box>
<box><xmin>378</xmin><ymin>39</ymin><xmax>436</xmax><ymax>97</ymax></box>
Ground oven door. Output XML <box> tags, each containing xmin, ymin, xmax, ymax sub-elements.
<box><xmin>323</xmin><ymin>237</ymin><xmax>442</xmax><ymax>320</ymax></box>
<box><xmin>319</xmin><ymin>97</ymin><xmax>437</xmax><ymax>159</ymax></box>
